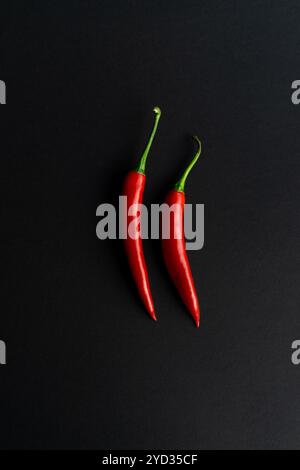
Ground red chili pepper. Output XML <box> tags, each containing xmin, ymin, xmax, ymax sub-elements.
<box><xmin>162</xmin><ymin>136</ymin><xmax>202</xmax><ymax>327</ymax></box>
<box><xmin>122</xmin><ymin>107</ymin><xmax>161</xmax><ymax>321</ymax></box>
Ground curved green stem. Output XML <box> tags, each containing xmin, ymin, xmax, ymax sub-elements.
<box><xmin>174</xmin><ymin>135</ymin><xmax>202</xmax><ymax>192</ymax></box>
<box><xmin>136</xmin><ymin>107</ymin><xmax>161</xmax><ymax>174</ymax></box>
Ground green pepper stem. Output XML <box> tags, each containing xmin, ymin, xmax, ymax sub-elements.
<box><xmin>136</xmin><ymin>107</ymin><xmax>161</xmax><ymax>174</ymax></box>
<box><xmin>174</xmin><ymin>135</ymin><xmax>202</xmax><ymax>192</ymax></box>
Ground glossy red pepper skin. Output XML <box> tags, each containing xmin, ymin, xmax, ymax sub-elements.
<box><xmin>161</xmin><ymin>136</ymin><xmax>202</xmax><ymax>327</ymax></box>
<box><xmin>162</xmin><ymin>189</ymin><xmax>200</xmax><ymax>327</ymax></box>
<box><xmin>122</xmin><ymin>170</ymin><xmax>156</xmax><ymax>320</ymax></box>
<box><xmin>122</xmin><ymin>107</ymin><xmax>161</xmax><ymax>321</ymax></box>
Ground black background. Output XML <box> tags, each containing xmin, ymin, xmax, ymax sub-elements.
<box><xmin>1</xmin><ymin>0</ymin><xmax>300</xmax><ymax>450</ymax></box>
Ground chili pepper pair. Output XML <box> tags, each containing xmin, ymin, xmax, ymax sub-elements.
<box><xmin>122</xmin><ymin>107</ymin><xmax>202</xmax><ymax>327</ymax></box>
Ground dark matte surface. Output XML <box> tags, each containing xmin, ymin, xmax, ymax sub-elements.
<box><xmin>0</xmin><ymin>0</ymin><xmax>300</xmax><ymax>450</ymax></box>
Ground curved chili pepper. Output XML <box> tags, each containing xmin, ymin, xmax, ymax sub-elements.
<box><xmin>122</xmin><ymin>107</ymin><xmax>161</xmax><ymax>321</ymax></box>
<box><xmin>162</xmin><ymin>136</ymin><xmax>202</xmax><ymax>327</ymax></box>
